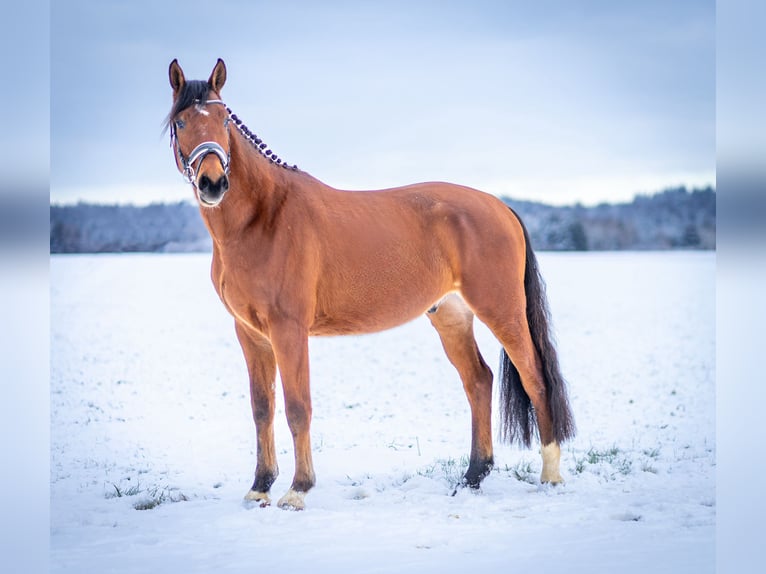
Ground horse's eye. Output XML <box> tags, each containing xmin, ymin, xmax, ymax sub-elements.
<box><xmin>175</xmin><ymin>119</ymin><xmax>186</xmax><ymax>130</ymax></box>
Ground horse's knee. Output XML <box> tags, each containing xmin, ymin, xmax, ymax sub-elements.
<box><xmin>252</xmin><ymin>399</ymin><xmax>274</xmax><ymax>424</ymax></box>
<box><xmin>285</xmin><ymin>398</ymin><xmax>311</xmax><ymax>435</ymax></box>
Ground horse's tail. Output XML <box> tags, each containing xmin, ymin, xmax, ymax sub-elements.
<box><xmin>499</xmin><ymin>209</ymin><xmax>576</xmax><ymax>448</ymax></box>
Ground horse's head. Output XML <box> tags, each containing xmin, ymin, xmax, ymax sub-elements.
<box><xmin>167</xmin><ymin>59</ymin><xmax>232</xmax><ymax>207</ymax></box>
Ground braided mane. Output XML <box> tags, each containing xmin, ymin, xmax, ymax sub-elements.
<box><xmin>224</xmin><ymin>106</ymin><xmax>299</xmax><ymax>171</ymax></box>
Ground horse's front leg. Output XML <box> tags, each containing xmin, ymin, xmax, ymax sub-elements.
<box><xmin>269</xmin><ymin>321</ymin><xmax>315</xmax><ymax>510</ymax></box>
<box><xmin>236</xmin><ymin>322</ymin><xmax>279</xmax><ymax>506</ymax></box>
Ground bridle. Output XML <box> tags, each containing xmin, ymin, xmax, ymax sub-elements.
<box><xmin>170</xmin><ymin>99</ymin><xmax>231</xmax><ymax>186</ymax></box>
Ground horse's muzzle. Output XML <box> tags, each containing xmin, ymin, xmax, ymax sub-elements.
<box><xmin>197</xmin><ymin>173</ymin><xmax>229</xmax><ymax>206</ymax></box>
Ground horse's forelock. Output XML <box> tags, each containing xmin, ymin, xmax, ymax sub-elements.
<box><xmin>163</xmin><ymin>80</ymin><xmax>211</xmax><ymax>132</ymax></box>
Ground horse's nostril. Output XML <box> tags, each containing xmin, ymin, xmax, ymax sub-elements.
<box><xmin>221</xmin><ymin>175</ymin><xmax>229</xmax><ymax>192</ymax></box>
<box><xmin>198</xmin><ymin>174</ymin><xmax>212</xmax><ymax>191</ymax></box>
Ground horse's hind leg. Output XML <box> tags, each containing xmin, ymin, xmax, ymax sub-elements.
<box><xmin>462</xmin><ymin>285</ymin><xmax>565</xmax><ymax>485</ymax></box>
<box><xmin>502</xmin><ymin>331</ymin><xmax>563</xmax><ymax>483</ymax></box>
<box><xmin>427</xmin><ymin>294</ymin><xmax>494</xmax><ymax>487</ymax></box>
<box><xmin>235</xmin><ymin>322</ymin><xmax>279</xmax><ymax>506</ymax></box>
<box><xmin>481</xmin><ymin>310</ymin><xmax>564</xmax><ymax>484</ymax></box>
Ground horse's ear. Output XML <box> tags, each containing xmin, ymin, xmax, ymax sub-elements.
<box><xmin>169</xmin><ymin>59</ymin><xmax>185</xmax><ymax>95</ymax></box>
<box><xmin>208</xmin><ymin>58</ymin><xmax>227</xmax><ymax>93</ymax></box>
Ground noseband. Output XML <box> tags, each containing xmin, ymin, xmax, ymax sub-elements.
<box><xmin>170</xmin><ymin>99</ymin><xmax>231</xmax><ymax>186</ymax></box>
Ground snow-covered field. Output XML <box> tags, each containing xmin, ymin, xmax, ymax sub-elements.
<box><xmin>50</xmin><ymin>251</ymin><xmax>715</xmax><ymax>573</ymax></box>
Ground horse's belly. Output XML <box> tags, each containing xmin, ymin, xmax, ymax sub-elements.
<box><xmin>309</xmin><ymin>283</ymin><xmax>446</xmax><ymax>336</ymax></box>
<box><xmin>309</xmin><ymin>306</ymin><xmax>430</xmax><ymax>336</ymax></box>
<box><xmin>310</xmin><ymin>245</ymin><xmax>456</xmax><ymax>336</ymax></box>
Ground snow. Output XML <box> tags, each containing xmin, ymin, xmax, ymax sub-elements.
<box><xmin>50</xmin><ymin>251</ymin><xmax>715</xmax><ymax>573</ymax></box>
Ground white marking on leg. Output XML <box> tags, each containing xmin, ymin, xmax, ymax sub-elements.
<box><xmin>244</xmin><ymin>490</ymin><xmax>271</xmax><ymax>507</ymax></box>
<box><xmin>277</xmin><ymin>488</ymin><xmax>306</xmax><ymax>510</ymax></box>
<box><xmin>540</xmin><ymin>442</ymin><xmax>564</xmax><ymax>484</ymax></box>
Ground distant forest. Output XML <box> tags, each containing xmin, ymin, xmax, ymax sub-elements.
<box><xmin>50</xmin><ymin>185</ymin><xmax>715</xmax><ymax>253</ymax></box>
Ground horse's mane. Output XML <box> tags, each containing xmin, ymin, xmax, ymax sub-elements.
<box><xmin>163</xmin><ymin>80</ymin><xmax>210</xmax><ymax>133</ymax></box>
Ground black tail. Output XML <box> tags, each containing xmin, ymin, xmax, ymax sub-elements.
<box><xmin>499</xmin><ymin>209</ymin><xmax>576</xmax><ymax>448</ymax></box>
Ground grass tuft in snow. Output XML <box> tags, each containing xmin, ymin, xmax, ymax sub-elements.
<box><xmin>105</xmin><ymin>479</ymin><xmax>189</xmax><ymax>510</ymax></box>
<box><xmin>497</xmin><ymin>459</ymin><xmax>538</xmax><ymax>484</ymax></box>
<box><xmin>106</xmin><ymin>481</ymin><xmax>142</xmax><ymax>499</ymax></box>
<box><xmin>641</xmin><ymin>461</ymin><xmax>659</xmax><ymax>474</ymax></box>
<box><xmin>643</xmin><ymin>447</ymin><xmax>661</xmax><ymax>459</ymax></box>
<box><xmin>586</xmin><ymin>445</ymin><xmax>621</xmax><ymax>465</ymax></box>
<box><xmin>572</xmin><ymin>445</ymin><xmax>635</xmax><ymax>480</ymax></box>
<box><xmin>133</xmin><ymin>486</ymin><xmax>189</xmax><ymax>511</ymax></box>
<box><xmin>417</xmin><ymin>455</ymin><xmax>469</xmax><ymax>488</ymax></box>
<box><xmin>639</xmin><ymin>446</ymin><xmax>661</xmax><ymax>474</ymax></box>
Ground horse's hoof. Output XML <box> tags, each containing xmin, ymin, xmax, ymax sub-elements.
<box><xmin>540</xmin><ymin>474</ymin><xmax>565</xmax><ymax>485</ymax></box>
<box><xmin>277</xmin><ymin>488</ymin><xmax>306</xmax><ymax>511</ymax></box>
<box><xmin>244</xmin><ymin>490</ymin><xmax>271</xmax><ymax>507</ymax></box>
<box><xmin>451</xmin><ymin>479</ymin><xmax>482</xmax><ymax>497</ymax></box>
<box><xmin>460</xmin><ymin>460</ymin><xmax>492</xmax><ymax>492</ymax></box>
<box><xmin>461</xmin><ymin>478</ymin><xmax>483</xmax><ymax>490</ymax></box>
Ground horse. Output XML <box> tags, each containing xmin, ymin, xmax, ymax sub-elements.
<box><xmin>166</xmin><ymin>58</ymin><xmax>575</xmax><ymax>510</ymax></box>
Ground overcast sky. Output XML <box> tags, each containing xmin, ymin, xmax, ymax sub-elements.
<box><xmin>50</xmin><ymin>0</ymin><xmax>714</xmax><ymax>206</ymax></box>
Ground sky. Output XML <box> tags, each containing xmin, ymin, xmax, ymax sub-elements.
<box><xmin>49</xmin><ymin>0</ymin><xmax>715</xmax><ymax>206</ymax></box>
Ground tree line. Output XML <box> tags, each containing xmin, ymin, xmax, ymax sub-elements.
<box><xmin>50</xmin><ymin>185</ymin><xmax>714</xmax><ymax>253</ymax></box>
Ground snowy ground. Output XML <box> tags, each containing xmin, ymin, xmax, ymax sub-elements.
<box><xmin>50</xmin><ymin>251</ymin><xmax>715</xmax><ymax>573</ymax></box>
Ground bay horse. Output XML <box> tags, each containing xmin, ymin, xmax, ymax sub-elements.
<box><xmin>166</xmin><ymin>59</ymin><xmax>575</xmax><ymax>510</ymax></box>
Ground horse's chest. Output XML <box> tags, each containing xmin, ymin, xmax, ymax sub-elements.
<box><xmin>213</xmin><ymin>268</ymin><xmax>267</xmax><ymax>334</ymax></box>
